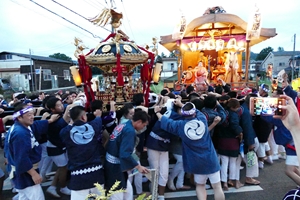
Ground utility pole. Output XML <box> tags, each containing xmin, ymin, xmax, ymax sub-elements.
<box><xmin>292</xmin><ymin>34</ymin><xmax>296</xmax><ymax>80</ymax></box>
<box><xmin>39</xmin><ymin>66</ymin><xmax>42</xmax><ymax>91</ymax></box>
<box><xmin>29</xmin><ymin>49</ymin><xmax>35</xmax><ymax>92</ymax></box>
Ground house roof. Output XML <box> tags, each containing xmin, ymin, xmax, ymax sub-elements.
<box><xmin>272</xmin><ymin>51</ymin><xmax>300</xmax><ymax>56</ymax></box>
<box><xmin>0</xmin><ymin>51</ymin><xmax>73</xmax><ymax>64</ymax></box>
<box><xmin>162</xmin><ymin>57</ymin><xmax>177</xmax><ymax>61</ymax></box>
<box><xmin>163</xmin><ymin>74</ymin><xmax>178</xmax><ymax>82</ymax></box>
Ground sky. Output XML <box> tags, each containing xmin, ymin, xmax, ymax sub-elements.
<box><xmin>1</xmin><ymin>0</ymin><xmax>300</xmax><ymax>60</ymax></box>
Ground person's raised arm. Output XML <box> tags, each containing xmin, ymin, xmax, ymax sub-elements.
<box><xmin>208</xmin><ymin>116</ymin><xmax>221</xmax><ymax>131</ymax></box>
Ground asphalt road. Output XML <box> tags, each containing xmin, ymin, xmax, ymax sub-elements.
<box><xmin>0</xmin><ymin>148</ymin><xmax>295</xmax><ymax>200</ymax></box>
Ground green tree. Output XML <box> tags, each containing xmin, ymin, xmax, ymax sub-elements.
<box><xmin>242</xmin><ymin>51</ymin><xmax>257</xmax><ymax>61</ymax></box>
<box><xmin>49</xmin><ymin>53</ymin><xmax>72</xmax><ymax>61</ymax></box>
<box><xmin>91</xmin><ymin>66</ymin><xmax>103</xmax><ymax>75</ymax></box>
<box><xmin>161</xmin><ymin>52</ymin><xmax>167</xmax><ymax>58</ymax></box>
<box><xmin>256</xmin><ymin>46</ymin><xmax>274</xmax><ymax>61</ymax></box>
<box><xmin>169</xmin><ymin>51</ymin><xmax>177</xmax><ymax>58</ymax></box>
<box><xmin>278</xmin><ymin>46</ymin><xmax>284</xmax><ymax>51</ymax></box>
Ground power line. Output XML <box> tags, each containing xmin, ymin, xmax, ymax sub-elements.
<box><xmin>29</xmin><ymin>0</ymin><xmax>104</xmax><ymax>40</ymax></box>
<box><xmin>9</xmin><ymin>0</ymin><xmax>100</xmax><ymax>43</ymax></box>
<box><xmin>80</xmin><ymin>0</ymin><xmax>103</xmax><ymax>11</ymax></box>
<box><xmin>88</xmin><ymin>0</ymin><xmax>107</xmax><ymax>9</ymax></box>
<box><xmin>50</xmin><ymin>0</ymin><xmax>111</xmax><ymax>33</ymax></box>
<box><xmin>51</xmin><ymin>0</ymin><xmax>89</xmax><ymax>20</ymax></box>
<box><xmin>120</xmin><ymin>1</ymin><xmax>135</xmax><ymax>41</ymax></box>
<box><xmin>33</xmin><ymin>42</ymin><xmax>72</xmax><ymax>53</ymax></box>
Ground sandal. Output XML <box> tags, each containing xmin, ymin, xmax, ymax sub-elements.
<box><xmin>177</xmin><ymin>185</ymin><xmax>191</xmax><ymax>190</ymax></box>
<box><xmin>245</xmin><ymin>178</ymin><xmax>260</xmax><ymax>185</ymax></box>
<box><xmin>228</xmin><ymin>180</ymin><xmax>234</xmax><ymax>187</ymax></box>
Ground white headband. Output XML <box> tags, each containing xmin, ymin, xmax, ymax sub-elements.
<box><xmin>260</xmin><ymin>84</ymin><xmax>270</xmax><ymax>93</ymax></box>
<box><xmin>181</xmin><ymin>103</ymin><xmax>196</xmax><ymax>116</ymax></box>
<box><xmin>13</xmin><ymin>106</ymin><xmax>33</xmax><ymax>121</ymax></box>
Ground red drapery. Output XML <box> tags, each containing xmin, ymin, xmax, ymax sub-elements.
<box><xmin>78</xmin><ymin>55</ymin><xmax>95</xmax><ymax>109</ymax></box>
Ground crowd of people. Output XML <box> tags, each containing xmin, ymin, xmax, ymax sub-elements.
<box><xmin>0</xmin><ymin>76</ymin><xmax>300</xmax><ymax>200</ymax></box>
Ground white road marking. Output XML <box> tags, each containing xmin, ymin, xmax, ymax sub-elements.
<box><xmin>165</xmin><ymin>186</ymin><xmax>263</xmax><ymax>198</ymax></box>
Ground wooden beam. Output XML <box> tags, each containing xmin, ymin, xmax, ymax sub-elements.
<box><xmin>182</xmin><ymin>32</ymin><xmax>245</xmax><ymax>40</ymax></box>
<box><xmin>245</xmin><ymin>40</ymin><xmax>251</xmax><ymax>82</ymax></box>
<box><xmin>194</xmin><ymin>26</ymin><xmax>235</xmax><ymax>35</ymax></box>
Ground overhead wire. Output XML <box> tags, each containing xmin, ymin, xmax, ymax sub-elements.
<box><xmin>29</xmin><ymin>0</ymin><xmax>104</xmax><ymax>40</ymax></box>
<box><xmin>50</xmin><ymin>0</ymin><xmax>111</xmax><ymax>33</ymax></box>
<box><xmin>34</xmin><ymin>42</ymin><xmax>73</xmax><ymax>54</ymax></box>
<box><xmin>81</xmin><ymin>0</ymin><xmax>103</xmax><ymax>10</ymax></box>
<box><xmin>88</xmin><ymin>0</ymin><xmax>107</xmax><ymax>9</ymax></box>
<box><xmin>9</xmin><ymin>0</ymin><xmax>99</xmax><ymax>43</ymax></box>
<box><xmin>120</xmin><ymin>0</ymin><xmax>136</xmax><ymax>41</ymax></box>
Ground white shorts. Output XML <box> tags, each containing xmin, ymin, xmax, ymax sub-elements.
<box><xmin>286</xmin><ymin>155</ymin><xmax>300</xmax><ymax>166</ymax></box>
<box><xmin>17</xmin><ymin>184</ymin><xmax>44</xmax><ymax>200</ymax></box>
<box><xmin>194</xmin><ymin>171</ymin><xmax>221</xmax><ymax>185</ymax></box>
<box><xmin>256</xmin><ymin>142</ymin><xmax>271</xmax><ymax>158</ymax></box>
<box><xmin>71</xmin><ymin>186</ymin><xmax>102</xmax><ymax>200</ymax></box>
<box><xmin>50</xmin><ymin>152</ymin><xmax>68</xmax><ymax>167</ymax></box>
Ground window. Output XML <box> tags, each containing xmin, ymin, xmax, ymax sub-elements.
<box><xmin>279</xmin><ymin>62</ymin><xmax>285</xmax><ymax>67</ymax></box>
<box><xmin>63</xmin><ymin>70</ymin><xmax>70</xmax><ymax>80</ymax></box>
<box><xmin>165</xmin><ymin>63</ymin><xmax>175</xmax><ymax>71</ymax></box>
<box><xmin>0</xmin><ymin>54</ymin><xmax>12</xmax><ymax>60</ymax></box>
<box><xmin>43</xmin><ymin>69</ymin><xmax>52</xmax><ymax>81</ymax></box>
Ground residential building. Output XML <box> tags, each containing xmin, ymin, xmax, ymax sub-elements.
<box><xmin>0</xmin><ymin>51</ymin><xmax>75</xmax><ymax>91</ymax></box>
<box><xmin>289</xmin><ymin>54</ymin><xmax>300</xmax><ymax>69</ymax></box>
<box><xmin>242</xmin><ymin>60</ymin><xmax>263</xmax><ymax>80</ymax></box>
<box><xmin>261</xmin><ymin>51</ymin><xmax>300</xmax><ymax>76</ymax></box>
<box><xmin>161</xmin><ymin>57</ymin><xmax>178</xmax><ymax>80</ymax></box>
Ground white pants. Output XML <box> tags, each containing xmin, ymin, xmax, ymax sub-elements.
<box><xmin>16</xmin><ymin>184</ymin><xmax>44</xmax><ymax>200</ymax></box>
<box><xmin>147</xmin><ymin>149</ymin><xmax>169</xmax><ymax>186</ymax></box>
<box><xmin>39</xmin><ymin>143</ymin><xmax>53</xmax><ymax>179</ymax></box>
<box><xmin>220</xmin><ymin>155</ymin><xmax>241</xmax><ymax>183</ymax></box>
<box><xmin>110</xmin><ymin>179</ymin><xmax>133</xmax><ymax>200</ymax></box>
<box><xmin>128</xmin><ymin>161</ymin><xmax>143</xmax><ymax>194</ymax></box>
<box><xmin>271</xmin><ymin>128</ymin><xmax>286</xmax><ymax>154</ymax></box>
<box><xmin>257</xmin><ymin>142</ymin><xmax>271</xmax><ymax>158</ymax></box>
<box><xmin>168</xmin><ymin>154</ymin><xmax>185</xmax><ymax>188</ymax></box>
<box><xmin>71</xmin><ymin>186</ymin><xmax>102</xmax><ymax>200</ymax></box>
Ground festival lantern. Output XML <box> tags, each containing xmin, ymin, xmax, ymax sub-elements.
<box><xmin>70</xmin><ymin>66</ymin><xmax>82</xmax><ymax>87</ymax></box>
<box><xmin>188</xmin><ymin>41</ymin><xmax>198</xmax><ymax>52</ymax></box>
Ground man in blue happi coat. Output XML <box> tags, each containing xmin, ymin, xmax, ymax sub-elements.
<box><xmin>154</xmin><ymin>101</ymin><xmax>225</xmax><ymax>200</ymax></box>
<box><xmin>105</xmin><ymin>110</ymin><xmax>150</xmax><ymax>200</ymax></box>
<box><xmin>5</xmin><ymin>103</ymin><xmax>59</xmax><ymax>200</ymax></box>
<box><xmin>60</xmin><ymin>105</ymin><xmax>105</xmax><ymax>200</ymax></box>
